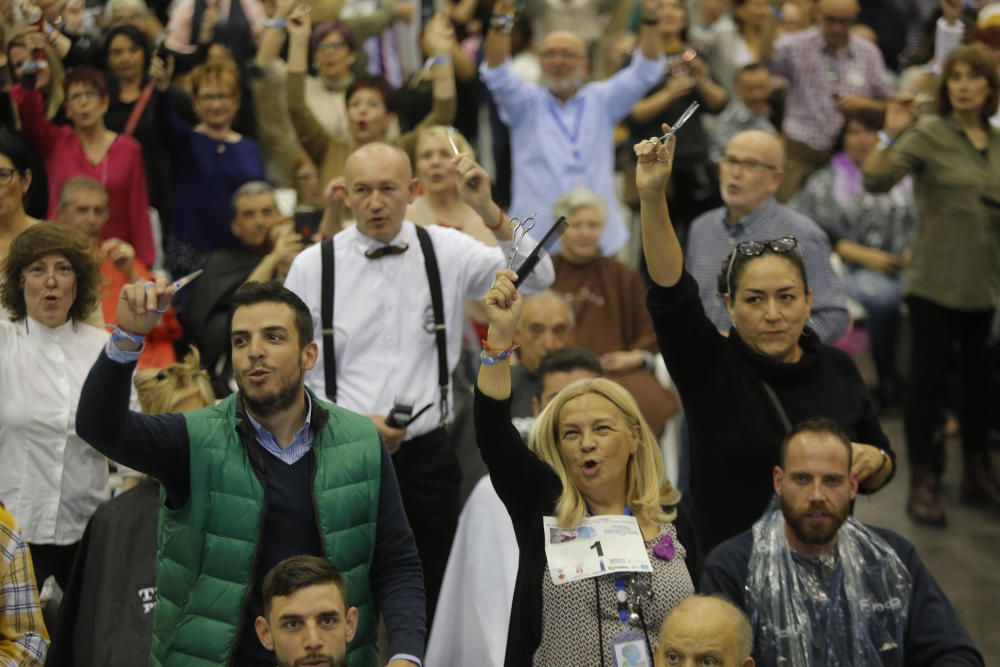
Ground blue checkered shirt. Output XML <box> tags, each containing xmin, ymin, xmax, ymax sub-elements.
<box><xmin>244</xmin><ymin>397</ymin><xmax>315</xmax><ymax>464</ymax></box>
<box><xmin>686</xmin><ymin>198</ymin><xmax>849</xmax><ymax>343</ymax></box>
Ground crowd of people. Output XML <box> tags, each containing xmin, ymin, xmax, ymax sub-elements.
<box><xmin>0</xmin><ymin>0</ymin><xmax>997</xmax><ymax>664</ymax></box>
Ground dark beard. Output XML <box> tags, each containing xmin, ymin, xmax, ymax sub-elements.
<box><xmin>780</xmin><ymin>494</ymin><xmax>847</xmax><ymax>547</ymax></box>
<box><xmin>237</xmin><ymin>366</ymin><xmax>303</xmax><ymax>419</ymax></box>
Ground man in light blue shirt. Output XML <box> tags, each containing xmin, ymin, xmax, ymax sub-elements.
<box><xmin>480</xmin><ymin>0</ymin><xmax>665</xmax><ymax>255</ymax></box>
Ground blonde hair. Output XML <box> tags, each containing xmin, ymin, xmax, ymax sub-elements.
<box><xmin>190</xmin><ymin>57</ymin><xmax>241</xmax><ymax>100</ymax></box>
<box><xmin>416</xmin><ymin>125</ymin><xmax>474</xmax><ymax>159</ymax></box>
<box><xmin>133</xmin><ymin>347</ymin><xmax>215</xmax><ymax>414</ymax></box>
<box><xmin>529</xmin><ymin>378</ymin><xmax>679</xmax><ymax>528</ymax></box>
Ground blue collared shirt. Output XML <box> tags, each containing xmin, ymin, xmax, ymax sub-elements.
<box><xmin>243</xmin><ymin>397</ymin><xmax>314</xmax><ymax>465</ymax></box>
<box><xmin>480</xmin><ymin>50</ymin><xmax>664</xmax><ymax>255</ymax></box>
<box><xmin>686</xmin><ymin>198</ymin><xmax>849</xmax><ymax>343</ymax></box>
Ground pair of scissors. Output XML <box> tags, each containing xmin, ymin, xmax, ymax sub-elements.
<box><xmin>507</xmin><ymin>213</ymin><xmax>536</xmax><ymax>270</ymax></box>
<box><xmin>659</xmin><ymin>101</ymin><xmax>700</xmax><ymax>143</ymax></box>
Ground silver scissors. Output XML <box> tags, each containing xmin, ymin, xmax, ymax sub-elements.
<box><xmin>445</xmin><ymin>126</ymin><xmax>462</xmax><ymax>156</ymax></box>
<box><xmin>659</xmin><ymin>101</ymin><xmax>700</xmax><ymax>143</ymax></box>
<box><xmin>507</xmin><ymin>212</ymin><xmax>536</xmax><ymax>270</ymax></box>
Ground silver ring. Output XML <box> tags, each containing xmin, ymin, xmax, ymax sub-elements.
<box><xmin>154</xmin><ymin>305</ymin><xmax>168</xmax><ymax>314</ymax></box>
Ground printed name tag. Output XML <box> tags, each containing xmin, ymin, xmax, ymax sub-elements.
<box><xmin>542</xmin><ymin>515</ymin><xmax>652</xmax><ymax>585</ymax></box>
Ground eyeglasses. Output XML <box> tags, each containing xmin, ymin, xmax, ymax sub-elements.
<box><xmin>0</xmin><ymin>168</ymin><xmax>17</xmax><ymax>185</ymax></box>
<box><xmin>67</xmin><ymin>90</ymin><xmax>102</xmax><ymax>104</ymax></box>
<box><xmin>720</xmin><ymin>155</ymin><xmax>778</xmax><ymax>172</ymax></box>
<box><xmin>724</xmin><ymin>236</ymin><xmax>798</xmax><ymax>295</ymax></box>
<box><xmin>316</xmin><ymin>41</ymin><xmax>349</xmax><ymax>53</ymax></box>
<box><xmin>24</xmin><ymin>264</ymin><xmax>76</xmax><ymax>281</ymax></box>
<box><xmin>539</xmin><ymin>49</ymin><xmax>584</xmax><ymax>61</ymax></box>
<box><xmin>820</xmin><ymin>14</ymin><xmax>854</xmax><ymax>26</ymax></box>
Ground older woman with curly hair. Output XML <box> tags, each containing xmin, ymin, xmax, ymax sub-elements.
<box><xmin>0</xmin><ymin>223</ymin><xmax>111</xmax><ymax>590</ymax></box>
<box><xmin>474</xmin><ymin>269</ymin><xmax>698</xmax><ymax>667</ymax></box>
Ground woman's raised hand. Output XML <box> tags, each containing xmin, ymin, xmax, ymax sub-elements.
<box><xmin>483</xmin><ymin>269</ymin><xmax>522</xmax><ymax>344</ymax></box>
<box><xmin>634</xmin><ymin>124</ymin><xmax>676</xmax><ymax>199</ymax></box>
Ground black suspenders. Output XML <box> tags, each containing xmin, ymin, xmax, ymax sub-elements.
<box><xmin>319</xmin><ymin>227</ymin><xmax>450</xmax><ymax>426</ymax></box>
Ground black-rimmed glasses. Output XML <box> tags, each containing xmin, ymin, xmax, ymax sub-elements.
<box><xmin>720</xmin><ymin>155</ymin><xmax>778</xmax><ymax>172</ymax></box>
<box><xmin>0</xmin><ymin>168</ymin><xmax>16</xmax><ymax>185</ymax></box>
<box><xmin>724</xmin><ymin>236</ymin><xmax>798</xmax><ymax>295</ymax></box>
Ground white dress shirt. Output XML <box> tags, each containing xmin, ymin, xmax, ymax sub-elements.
<box><xmin>0</xmin><ymin>318</ymin><xmax>111</xmax><ymax>545</ymax></box>
<box><xmin>284</xmin><ymin>221</ymin><xmax>555</xmax><ymax>438</ymax></box>
<box><xmin>425</xmin><ymin>475</ymin><xmax>518</xmax><ymax>667</ymax></box>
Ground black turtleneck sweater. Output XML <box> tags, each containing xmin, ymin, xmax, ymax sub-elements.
<box><xmin>647</xmin><ymin>272</ymin><xmax>893</xmax><ymax>553</ymax></box>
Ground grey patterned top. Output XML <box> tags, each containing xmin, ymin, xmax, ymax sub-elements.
<box><xmin>532</xmin><ymin>521</ymin><xmax>693</xmax><ymax>666</ymax></box>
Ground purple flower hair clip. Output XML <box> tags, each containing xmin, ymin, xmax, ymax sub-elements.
<box><xmin>653</xmin><ymin>534</ymin><xmax>676</xmax><ymax>561</ymax></box>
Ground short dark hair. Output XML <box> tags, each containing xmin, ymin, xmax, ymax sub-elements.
<box><xmin>347</xmin><ymin>75</ymin><xmax>397</xmax><ymax>114</ymax></box>
<box><xmin>63</xmin><ymin>65</ymin><xmax>109</xmax><ymax>99</ymax></box>
<box><xmin>779</xmin><ymin>417</ymin><xmax>853</xmax><ymax>470</ymax></box>
<box><xmin>102</xmin><ymin>24</ymin><xmax>152</xmax><ymax>79</ymax></box>
<box><xmin>736</xmin><ymin>62</ymin><xmax>768</xmax><ymax>81</ymax></box>
<box><xmin>716</xmin><ymin>246</ymin><xmax>809</xmax><ymax>297</ymax></box>
<box><xmin>262</xmin><ymin>555</ymin><xmax>347</xmax><ymax>617</ymax></box>
<box><xmin>0</xmin><ymin>222</ymin><xmax>102</xmax><ymax>322</ymax></box>
<box><xmin>536</xmin><ymin>347</ymin><xmax>603</xmax><ymax>399</ymax></box>
<box><xmin>936</xmin><ymin>44</ymin><xmax>1000</xmax><ymax>124</ymax></box>
<box><xmin>0</xmin><ymin>128</ymin><xmax>33</xmax><ymax>176</ymax></box>
<box><xmin>309</xmin><ymin>20</ymin><xmax>355</xmax><ymax>59</ymax></box>
<box><xmin>833</xmin><ymin>108</ymin><xmax>884</xmax><ymax>153</ymax></box>
<box><xmin>229</xmin><ymin>281</ymin><xmax>314</xmax><ymax>350</ymax></box>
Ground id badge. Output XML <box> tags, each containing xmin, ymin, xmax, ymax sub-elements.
<box><xmin>610</xmin><ymin>629</ymin><xmax>651</xmax><ymax>667</ymax></box>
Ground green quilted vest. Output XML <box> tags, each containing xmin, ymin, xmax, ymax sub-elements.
<box><xmin>149</xmin><ymin>389</ymin><xmax>381</xmax><ymax>667</ymax></box>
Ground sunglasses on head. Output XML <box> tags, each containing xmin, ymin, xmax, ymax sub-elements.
<box><xmin>725</xmin><ymin>236</ymin><xmax>798</xmax><ymax>296</ymax></box>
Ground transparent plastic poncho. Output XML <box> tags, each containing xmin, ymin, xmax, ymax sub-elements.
<box><xmin>746</xmin><ymin>499</ymin><xmax>913</xmax><ymax>666</ymax></box>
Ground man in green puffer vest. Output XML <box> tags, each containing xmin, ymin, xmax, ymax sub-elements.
<box><xmin>76</xmin><ymin>279</ymin><xmax>426</xmax><ymax>667</ymax></box>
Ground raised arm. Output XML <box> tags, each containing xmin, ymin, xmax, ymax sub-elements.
<box><xmin>862</xmin><ymin>96</ymin><xmax>917</xmax><ymax>192</ymax></box>
<box><xmin>285</xmin><ymin>5</ymin><xmax>333</xmax><ymax>167</ymax></box>
<box><xmin>484</xmin><ymin>0</ymin><xmax>514</xmax><ymax>67</ymax></box>
<box><xmin>254</xmin><ymin>0</ymin><xmax>295</xmax><ymax>66</ymax></box>
<box><xmin>76</xmin><ymin>277</ymin><xmax>192</xmax><ymax>507</ymax></box>
<box><xmin>636</xmin><ymin>125</ymin><xmax>682</xmax><ymax>287</ymax></box>
<box><xmin>454</xmin><ymin>153</ymin><xmax>513</xmax><ymax>242</ymax></box>
<box><xmin>398</xmin><ymin>12</ymin><xmax>458</xmax><ymax>156</ymax></box>
<box><xmin>476</xmin><ymin>269</ymin><xmax>522</xmax><ymax>401</ymax></box>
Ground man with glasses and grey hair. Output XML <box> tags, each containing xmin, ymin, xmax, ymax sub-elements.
<box><xmin>686</xmin><ymin>129</ymin><xmax>848</xmax><ymax>343</ymax></box>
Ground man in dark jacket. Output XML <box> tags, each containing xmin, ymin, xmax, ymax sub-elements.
<box><xmin>701</xmin><ymin>418</ymin><xmax>982</xmax><ymax>666</ymax></box>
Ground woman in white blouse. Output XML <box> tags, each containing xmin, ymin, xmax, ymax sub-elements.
<box><xmin>0</xmin><ymin>223</ymin><xmax>110</xmax><ymax>590</ymax></box>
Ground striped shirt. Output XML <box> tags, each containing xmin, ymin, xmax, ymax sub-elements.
<box><xmin>686</xmin><ymin>198</ymin><xmax>849</xmax><ymax>343</ymax></box>
<box><xmin>0</xmin><ymin>506</ymin><xmax>48</xmax><ymax>667</ymax></box>
<box><xmin>245</xmin><ymin>398</ymin><xmax>315</xmax><ymax>465</ymax></box>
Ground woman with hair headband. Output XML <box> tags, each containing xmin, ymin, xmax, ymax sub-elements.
<box><xmin>635</xmin><ymin>125</ymin><xmax>893</xmax><ymax>554</ymax></box>
<box><xmin>474</xmin><ymin>268</ymin><xmax>698</xmax><ymax>666</ymax></box>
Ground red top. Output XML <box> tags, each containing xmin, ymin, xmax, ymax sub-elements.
<box><xmin>12</xmin><ymin>86</ymin><xmax>155</xmax><ymax>266</ymax></box>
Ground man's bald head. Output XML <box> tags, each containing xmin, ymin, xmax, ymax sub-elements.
<box><xmin>341</xmin><ymin>142</ymin><xmax>418</xmax><ymax>243</ymax></box>
<box><xmin>344</xmin><ymin>142</ymin><xmax>413</xmax><ymax>182</ymax></box>
<box><xmin>719</xmin><ymin>130</ymin><xmax>784</xmax><ymax>219</ymax></box>
<box><xmin>657</xmin><ymin>595</ymin><xmax>755</xmax><ymax>667</ymax></box>
<box><xmin>817</xmin><ymin>0</ymin><xmax>858</xmax><ymax>50</ymax></box>
<box><xmin>516</xmin><ymin>291</ymin><xmax>575</xmax><ymax>374</ymax></box>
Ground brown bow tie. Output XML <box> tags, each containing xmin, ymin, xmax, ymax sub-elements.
<box><xmin>364</xmin><ymin>243</ymin><xmax>409</xmax><ymax>259</ymax></box>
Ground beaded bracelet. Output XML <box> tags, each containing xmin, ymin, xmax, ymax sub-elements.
<box><xmin>480</xmin><ymin>338</ymin><xmax>519</xmax><ymax>365</ymax></box>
